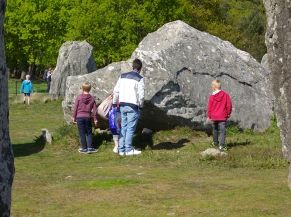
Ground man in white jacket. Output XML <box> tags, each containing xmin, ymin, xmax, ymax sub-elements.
<box><xmin>113</xmin><ymin>59</ymin><xmax>145</xmax><ymax>156</ymax></box>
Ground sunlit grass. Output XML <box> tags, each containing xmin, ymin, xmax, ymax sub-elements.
<box><xmin>9</xmin><ymin>99</ymin><xmax>291</xmax><ymax>217</ymax></box>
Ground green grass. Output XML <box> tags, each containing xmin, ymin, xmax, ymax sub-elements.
<box><xmin>65</xmin><ymin>179</ymin><xmax>142</xmax><ymax>189</ymax></box>
<box><xmin>9</xmin><ymin>99</ymin><xmax>291</xmax><ymax>217</ymax></box>
<box><xmin>10</xmin><ymin>100</ymin><xmax>64</xmax><ymax>144</ymax></box>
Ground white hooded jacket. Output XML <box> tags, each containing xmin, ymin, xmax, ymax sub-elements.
<box><xmin>113</xmin><ymin>70</ymin><xmax>145</xmax><ymax>109</ymax></box>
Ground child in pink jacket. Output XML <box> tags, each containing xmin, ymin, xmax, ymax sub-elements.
<box><xmin>207</xmin><ymin>80</ymin><xmax>232</xmax><ymax>151</ymax></box>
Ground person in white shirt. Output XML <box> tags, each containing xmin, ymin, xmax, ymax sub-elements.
<box><xmin>113</xmin><ymin>59</ymin><xmax>145</xmax><ymax>156</ymax></box>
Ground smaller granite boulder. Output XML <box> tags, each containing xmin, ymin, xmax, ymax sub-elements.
<box><xmin>41</xmin><ymin>128</ymin><xmax>52</xmax><ymax>144</ymax></box>
<box><xmin>50</xmin><ymin>41</ymin><xmax>97</xmax><ymax>97</ymax></box>
<box><xmin>200</xmin><ymin>148</ymin><xmax>227</xmax><ymax>158</ymax></box>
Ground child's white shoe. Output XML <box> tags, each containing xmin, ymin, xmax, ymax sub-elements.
<box><xmin>119</xmin><ymin>152</ymin><xmax>125</xmax><ymax>156</ymax></box>
<box><xmin>113</xmin><ymin>146</ymin><xmax>118</xmax><ymax>154</ymax></box>
<box><xmin>125</xmin><ymin>149</ymin><xmax>141</xmax><ymax>156</ymax></box>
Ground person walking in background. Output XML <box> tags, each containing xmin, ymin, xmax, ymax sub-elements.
<box><xmin>73</xmin><ymin>82</ymin><xmax>98</xmax><ymax>154</ymax></box>
<box><xmin>207</xmin><ymin>80</ymin><xmax>232</xmax><ymax>152</ymax></box>
<box><xmin>43</xmin><ymin>68</ymin><xmax>48</xmax><ymax>82</ymax></box>
<box><xmin>46</xmin><ymin>68</ymin><xmax>53</xmax><ymax>93</ymax></box>
<box><xmin>20</xmin><ymin>74</ymin><xmax>33</xmax><ymax>105</ymax></box>
<box><xmin>113</xmin><ymin>59</ymin><xmax>145</xmax><ymax>156</ymax></box>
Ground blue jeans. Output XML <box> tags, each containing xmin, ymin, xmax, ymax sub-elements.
<box><xmin>119</xmin><ymin>105</ymin><xmax>140</xmax><ymax>153</ymax></box>
<box><xmin>77</xmin><ymin>117</ymin><xmax>93</xmax><ymax>149</ymax></box>
<box><xmin>212</xmin><ymin>121</ymin><xmax>226</xmax><ymax>147</ymax></box>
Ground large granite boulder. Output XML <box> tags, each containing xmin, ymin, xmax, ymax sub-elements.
<box><xmin>50</xmin><ymin>41</ymin><xmax>97</xmax><ymax>97</ymax></box>
<box><xmin>263</xmin><ymin>0</ymin><xmax>291</xmax><ymax>190</ymax></box>
<box><xmin>63</xmin><ymin>20</ymin><xmax>272</xmax><ymax>131</ymax></box>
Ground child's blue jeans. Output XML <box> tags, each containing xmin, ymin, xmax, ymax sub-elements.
<box><xmin>77</xmin><ymin>117</ymin><xmax>93</xmax><ymax>149</ymax></box>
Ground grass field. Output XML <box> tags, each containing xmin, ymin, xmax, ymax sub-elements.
<box><xmin>9</xmin><ymin>98</ymin><xmax>291</xmax><ymax>217</ymax></box>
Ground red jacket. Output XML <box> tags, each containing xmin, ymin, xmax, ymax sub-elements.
<box><xmin>73</xmin><ymin>93</ymin><xmax>97</xmax><ymax>122</ymax></box>
<box><xmin>207</xmin><ymin>90</ymin><xmax>232</xmax><ymax>121</ymax></box>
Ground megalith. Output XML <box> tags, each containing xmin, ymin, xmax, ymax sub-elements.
<box><xmin>264</xmin><ymin>0</ymin><xmax>291</xmax><ymax>189</ymax></box>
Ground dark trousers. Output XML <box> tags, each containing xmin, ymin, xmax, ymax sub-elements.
<box><xmin>77</xmin><ymin>118</ymin><xmax>93</xmax><ymax>149</ymax></box>
<box><xmin>212</xmin><ymin>121</ymin><xmax>226</xmax><ymax>147</ymax></box>
<box><xmin>47</xmin><ymin>81</ymin><xmax>51</xmax><ymax>93</ymax></box>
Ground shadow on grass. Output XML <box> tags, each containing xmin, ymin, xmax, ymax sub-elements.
<box><xmin>92</xmin><ymin>130</ymin><xmax>112</xmax><ymax>149</ymax></box>
<box><xmin>227</xmin><ymin>140</ymin><xmax>252</xmax><ymax>149</ymax></box>
<box><xmin>134</xmin><ymin>133</ymin><xmax>189</xmax><ymax>150</ymax></box>
<box><xmin>13</xmin><ymin>136</ymin><xmax>46</xmax><ymax>157</ymax></box>
<box><xmin>153</xmin><ymin>138</ymin><xmax>190</xmax><ymax>150</ymax></box>
<box><xmin>133</xmin><ymin>133</ymin><xmax>154</xmax><ymax>150</ymax></box>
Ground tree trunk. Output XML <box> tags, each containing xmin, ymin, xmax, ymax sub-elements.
<box><xmin>264</xmin><ymin>0</ymin><xmax>291</xmax><ymax>189</ymax></box>
<box><xmin>0</xmin><ymin>0</ymin><xmax>15</xmax><ymax>215</ymax></box>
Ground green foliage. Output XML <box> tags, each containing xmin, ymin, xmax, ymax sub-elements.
<box><xmin>5</xmin><ymin>0</ymin><xmax>72</xmax><ymax>70</ymax></box>
<box><xmin>66</xmin><ymin>0</ymin><xmax>191</xmax><ymax>66</ymax></box>
<box><xmin>5</xmin><ymin>0</ymin><xmax>267</xmax><ymax>72</ymax></box>
<box><xmin>219</xmin><ymin>0</ymin><xmax>267</xmax><ymax>60</ymax></box>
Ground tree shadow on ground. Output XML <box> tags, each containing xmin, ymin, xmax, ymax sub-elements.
<box><xmin>13</xmin><ymin>136</ymin><xmax>46</xmax><ymax>157</ymax></box>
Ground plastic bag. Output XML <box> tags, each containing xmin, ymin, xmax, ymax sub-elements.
<box><xmin>109</xmin><ymin>107</ymin><xmax>121</xmax><ymax>135</ymax></box>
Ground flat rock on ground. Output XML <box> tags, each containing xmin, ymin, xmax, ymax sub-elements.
<box><xmin>200</xmin><ymin>148</ymin><xmax>227</xmax><ymax>158</ymax></box>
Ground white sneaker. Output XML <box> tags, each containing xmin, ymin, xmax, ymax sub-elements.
<box><xmin>113</xmin><ymin>146</ymin><xmax>118</xmax><ymax>154</ymax></box>
<box><xmin>119</xmin><ymin>152</ymin><xmax>125</xmax><ymax>156</ymax></box>
<box><xmin>125</xmin><ymin>149</ymin><xmax>141</xmax><ymax>156</ymax></box>
<box><xmin>219</xmin><ymin>146</ymin><xmax>227</xmax><ymax>152</ymax></box>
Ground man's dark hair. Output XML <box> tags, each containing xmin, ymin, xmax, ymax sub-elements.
<box><xmin>132</xmin><ymin>59</ymin><xmax>143</xmax><ymax>71</ymax></box>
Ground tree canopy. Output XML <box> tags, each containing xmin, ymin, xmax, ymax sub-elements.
<box><xmin>5</xmin><ymin>0</ymin><xmax>266</xmax><ymax>76</ymax></box>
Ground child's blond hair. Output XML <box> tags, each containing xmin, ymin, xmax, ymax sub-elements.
<box><xmin>82</xmin><ymin>82</ymin><xmax>91</xmax><ymax>92</ymax></box>
<box><xmin>26</xmin><ymin>74</ymin><xmax>31</xmax><ymax>80</ymax></box>
<box><xmin>212</xmin><ymin>79</ymin><xmax>221</xmax><ymax>89</ymax></box>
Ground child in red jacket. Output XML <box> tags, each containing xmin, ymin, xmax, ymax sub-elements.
<box><xmin>73</xmin><ymin>82</ymin><xmax>98</xmax><ymax>154</ymax></box>
<box><xmin>207</xmin><ymin>80</ymin><xmax>232</xmax><ymax>151</ymax></box>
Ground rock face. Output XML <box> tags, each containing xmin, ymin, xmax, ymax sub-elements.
<box><xmin>261</xmin><ymin>53</ymin><xmax>275</xmax><ymax>100</ymax></box>
<box><xmin>63</xmin><ymin>20</ymin><xmax>272</xmax><ymax>131</ymax></box>
<box><xmin>0</xmin><ymin>0</ymin><xmax>15</xmax><ymax>215</ymax></box>
<box><xmin>50</xmin><ymin>41</ymin><xmax>97</xmax><ymax>97</ymax></box>
<box><xmin>263</xmin><ymin>0</ymin><xmax>291</xmax><ymax>190</ymax></box>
